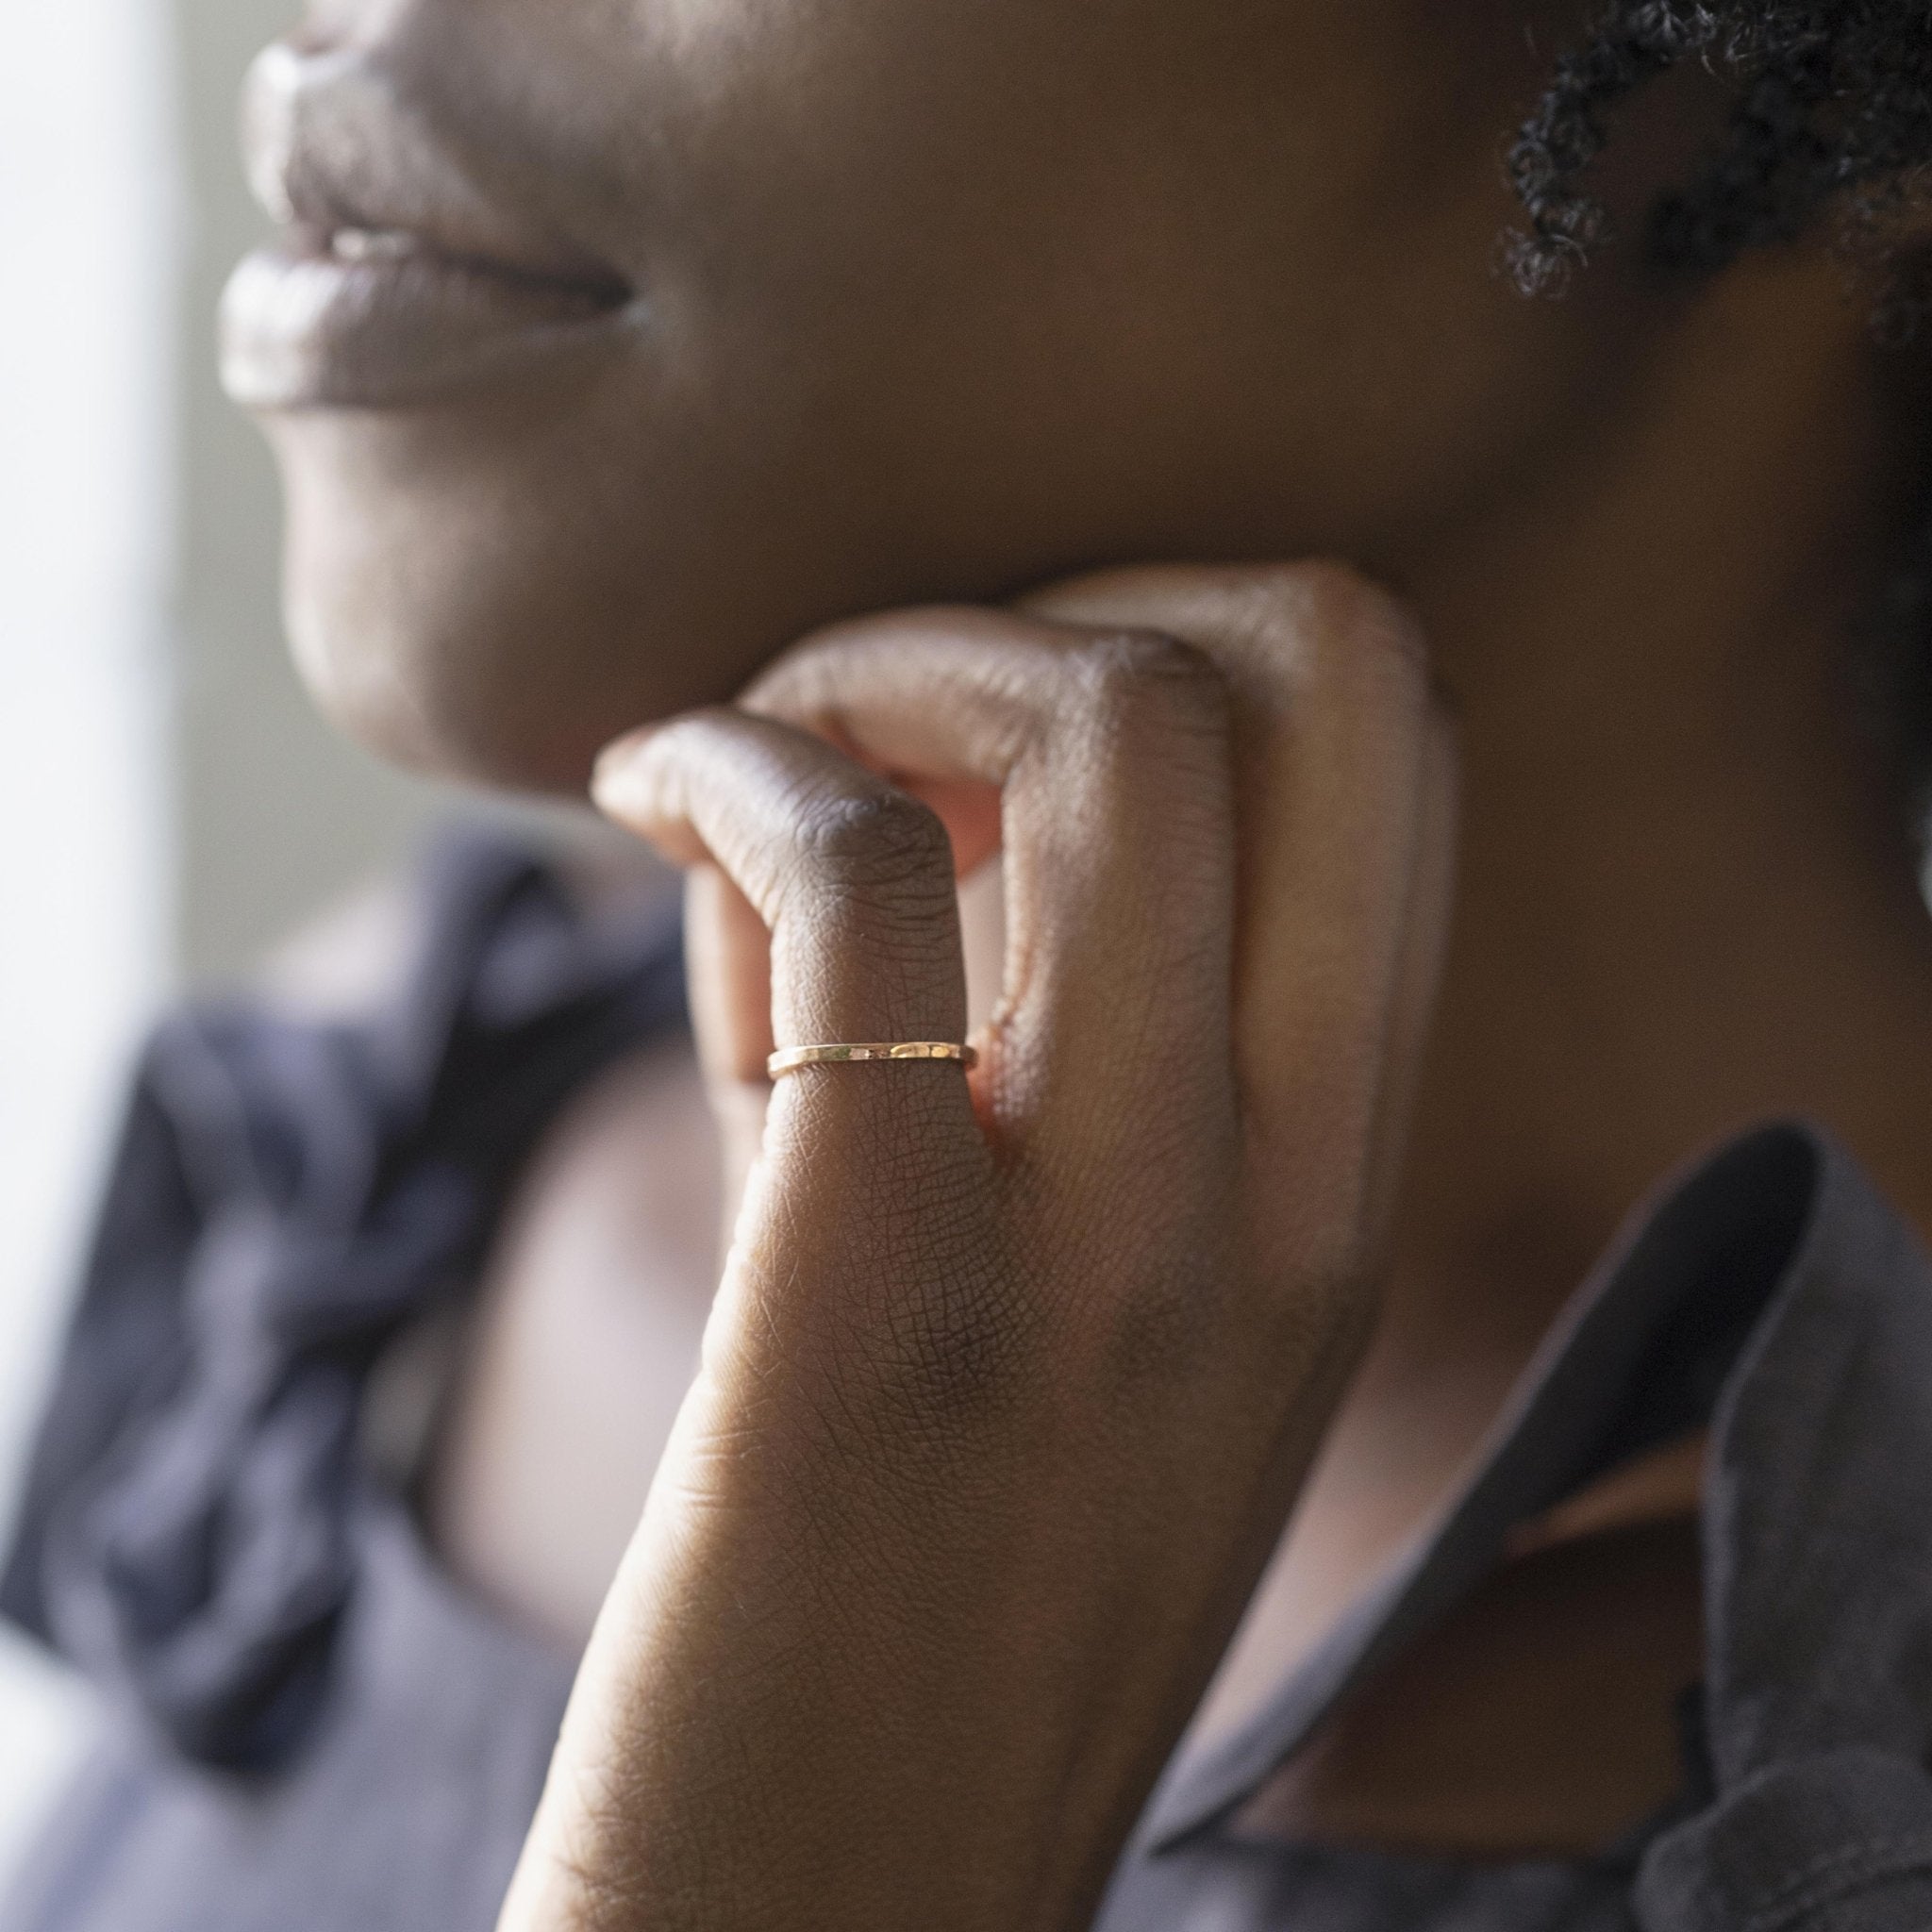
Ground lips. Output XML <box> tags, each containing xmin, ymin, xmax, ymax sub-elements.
<box><xmin>222</xmin><ymin>43</ymin><xmax>637</xmax><ymax>409</ymax></box>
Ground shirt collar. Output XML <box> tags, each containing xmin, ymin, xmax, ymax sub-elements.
<box><xmin>1140</xmin><ymin>1122</ymin><xmax>1932</xmax><ymax>1851</ymax></box>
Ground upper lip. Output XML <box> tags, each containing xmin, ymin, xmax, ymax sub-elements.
<box><xmin>241</xmin><ymin>41</ymin><xmax>631</xmax><ymax>302</ymax></box>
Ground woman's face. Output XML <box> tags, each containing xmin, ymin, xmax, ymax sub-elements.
<box><xmin>226</xmin><ymin>0</ymin><xmax>1611</xmax><ymax>788</ymax></box>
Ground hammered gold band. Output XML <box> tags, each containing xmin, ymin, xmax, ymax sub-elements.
<box><xmin>767</xmin><ymin>1041</ymin><xmax>979</xmax><ymax>1078</ymax></box>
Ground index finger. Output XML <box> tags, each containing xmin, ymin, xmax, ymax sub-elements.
<box><xmin>744</xmin><ymin>608</ymin><xmax>1241</xmax><ymax>1180</ymax></box>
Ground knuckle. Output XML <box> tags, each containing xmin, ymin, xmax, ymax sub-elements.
<box><xmin>793</xmin><ymin>787</ymin><xmax>953</xmax><ymax>894</ymax></box>
<box><xmin>1257</xmin><ymin>561</ymin><xmax>1433</xmax><ymax>691</ymax></box>
<box><xmin>1070</xmin><ymin>628</ymin><xmax>1229</xmax><ymax>741</ymax></box>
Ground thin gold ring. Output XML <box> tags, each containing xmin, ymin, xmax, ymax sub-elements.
<box><xmin>768</xmin><ymin>1041</ymin><xmax>979</xmax><ymax>1079</ymax></box>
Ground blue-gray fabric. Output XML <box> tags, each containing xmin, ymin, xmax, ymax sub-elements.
<box><xmin>0</xmin><ymin>834</ymin><xmax>685</xmax><ymax>1768</ymax></box>
<box><xmin>8</xmin><ymin>834</ymin><xmax>1932</xmax><ymax>1931</ymax></box>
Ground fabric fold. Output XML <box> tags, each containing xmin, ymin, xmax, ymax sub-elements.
<box><xmin>0</xmin><ymin>832</ymin><xmax>686</xmax><ymax>1770</ymax></box>
<box><xmin>1636</xmin><ymin>1749</ymin><xmax>1932</xmax><ymax>1932</ymax></box>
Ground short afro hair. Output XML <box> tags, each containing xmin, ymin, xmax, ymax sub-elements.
<box><xmin>1509</xmin><ymin>3</ymin><xmax>1932</xmax><ymax>302</ymax></box>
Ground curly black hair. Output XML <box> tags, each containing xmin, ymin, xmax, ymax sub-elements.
<box><xmin>1509</xmin><ymin>5</ymin><xmax>1932</xmax><ymax>816</ymax></box>
<box><xmin>1509</xmin><ymin>4</ymin><xmax>1932</xmax><ymax>296</ymax></box>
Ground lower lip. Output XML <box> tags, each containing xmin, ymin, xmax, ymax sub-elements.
<box><xmin>220</xmin><ymin>243</ymin><xmax>637</xmax><ymax>410</ymax></box>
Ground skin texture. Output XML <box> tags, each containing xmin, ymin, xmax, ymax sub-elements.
<box><xmin>254</xmin><ymin>0</ymin><xmax>1657</xmax><ymax>786</ymax></box>
<box><xmin>229</xmin><ymin>0</ymin><xmax>1932</xmax><ymax>1916</ymax></box>
<box><xmin>503</xmin><ymin>567</ymin><xmax>1456</xmax><ymax>1929</ymax></box>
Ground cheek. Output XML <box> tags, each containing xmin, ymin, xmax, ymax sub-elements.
<box><xmin>263</xmin><ymin>316</ymin><xmax>1063</xmax><ymax>791</ymax></box>
<box><xmin>269</xmin><ymin>391</ymin><xmax>814</xmax><ymax>787</ymax></box>
<box><xmin>260</xmin><ymin>0</ymin><xmax>1583</xmax><ymax>794</ymax></box>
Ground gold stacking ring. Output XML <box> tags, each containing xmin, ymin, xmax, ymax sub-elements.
<box><xmin>768</xmin><ymin>1041</ymin><xmax>979</xmax><ymax>1078</ymax></box>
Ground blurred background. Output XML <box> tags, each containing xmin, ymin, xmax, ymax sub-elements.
<box><xmin>0</xmin><ymin>0</ymin><xmax>491</xmax><ymax>1884</ymax></box>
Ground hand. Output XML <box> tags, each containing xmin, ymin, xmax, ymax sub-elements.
<box><xmin>498</xmin><ymin>564</ymin><xmax>1457</xmax><ymax>1932</ymax></box>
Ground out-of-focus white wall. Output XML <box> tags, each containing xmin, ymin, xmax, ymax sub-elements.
<box><xmin>0</xmin><ymin>0</ymin><xmax>472</xmax><ymax>1893</ymax></box>
<box><xmin>0</xmin><ymin>0</ymin><xmax>178</xmax><ymax>1879</ymax></box>
<box><xmin>171</xmin><ymin>0</ymin><xmax>460</xmax><ymax>982</ymax></box>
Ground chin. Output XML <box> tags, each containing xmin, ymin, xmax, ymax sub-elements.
<box><xmin>264</xmin><ymin>400</ymin><xmax>872</xmax><ymax>795</ymax></box>
<box><xmin>278</xmin><ymin>552</ymin><xmax>589</xmax><ymax>793</ymax></box>
<box><xmin>277</xmin><ymin>485</ymin><xmax>643</xmax><ymax>794</ymax></box>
